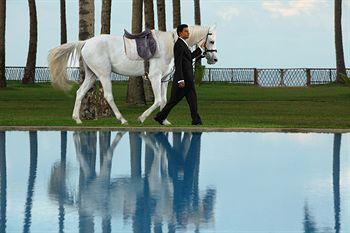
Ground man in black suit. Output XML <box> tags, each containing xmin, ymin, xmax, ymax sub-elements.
<box><xmin>154</xmin><ymin>24</ymin><xmax>206</xmax><ymax>125</ymax></box>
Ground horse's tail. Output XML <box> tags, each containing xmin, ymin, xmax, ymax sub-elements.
<box><xmin>48</xmin><ymin>41</ymin><xmax>86</xmax><ymax>91</ymax></box>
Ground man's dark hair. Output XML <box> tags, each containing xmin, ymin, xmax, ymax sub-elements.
<box><xmin>177</xmin><ymin>24</ymin><xmax>188</xmax><ymax>36</ymax></box>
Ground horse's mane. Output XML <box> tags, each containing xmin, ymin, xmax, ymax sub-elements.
<box><xmin>187</xmin><ymin>25</ymin><xmax>210</xmax><ymax>47</ymax></box>
<box><xmin>154</xmin><ymin>25</ymin><xmax>210</xmax><ymax>48</ymax></box>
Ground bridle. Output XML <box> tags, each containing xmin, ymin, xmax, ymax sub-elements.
<box><xmin>173</xmin><ymin>28</ymin><xmax>218</xmax><ymax>57</ymax></box>
<box><xmin>192</xmin><ymin>29</ymin><xmax>218</xmax><ymax>58</ymax></box>
<box><xmin>202</xmin><ymin>30</ymin><xmax>218</xmax><ymax>56</ymax></box>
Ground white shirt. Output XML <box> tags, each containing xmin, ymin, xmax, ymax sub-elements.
<box><xmin>177</xmin><ymin>37</ymin><xmax>204</xmax><ymax>83</ymax></box>
<box><xmin>179</xmin><ymin>37</ymin><xmax>189</xmax><ymax>48</ymax></box>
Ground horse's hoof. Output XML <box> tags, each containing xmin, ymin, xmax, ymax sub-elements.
<box><xmin>121</xmin><ymin>120</ymin><xmax>128</xmax><ymax>126</ymax></box>
<box><xmin>163</xmin><ymin>119</ymin><xmax>172</xmax><ymax>126</ymax></box>
<box><xmin>75</xmin><ymin>119</ymin><xmax>82</xmax><ymax>124</ymax></box>
<box><xmin>137</xmin><ymin>116</ymin><xmax>145</xmax><ymax>124</ymax></box>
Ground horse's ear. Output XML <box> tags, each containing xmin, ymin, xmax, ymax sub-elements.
<box><xmin>210</xmin><ymin>24</ymin><xmax>217</xmax><ymax>31</ymax></box>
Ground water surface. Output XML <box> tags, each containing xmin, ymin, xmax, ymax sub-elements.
<box><xmin>0</xmin><ymin>131</ymin><xmax>349</xmax><ymax>233</ymax></box>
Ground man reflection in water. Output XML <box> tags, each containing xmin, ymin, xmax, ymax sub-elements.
<box><xmin>151</xmin><ymin>132</ymin><xmax>216</xmax><ymax>229</ymax></box>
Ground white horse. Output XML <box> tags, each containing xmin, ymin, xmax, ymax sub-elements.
<box><xmin>48</xmin><ymin>25</ymin><xmax>218</xmax><ymax>125</ymax></box>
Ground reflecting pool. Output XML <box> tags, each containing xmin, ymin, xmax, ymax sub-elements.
<box><xmin>0</xmin><ymin>131</ymin><xmax>349</xmax><ymax>233</ymax></box>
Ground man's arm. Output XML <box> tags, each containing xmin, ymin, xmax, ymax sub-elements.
<box><xmin>174</xmin><ymin>44</ymin><xmax>185</xmax><ymax>84</ymax></box>
<box><xmin>191</xmin><ymin>47</ymin><xmax>203</xmax><ymax>59</ymax></box>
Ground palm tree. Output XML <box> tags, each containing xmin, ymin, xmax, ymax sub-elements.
<box><xmin>79</xmin><ymin>0</ymin><xmax>96</xmax><ymax>119</ymax></box>
<box><xmin>334</xmin><ymin>0</ymin><xmax>347</xmax><ymax>82</ymax></box>
<box><xmin>79</xmin><ymin>0</ymin><xmax>95</xmax><ymax>41</ymax></box>
<box><xmin>22</xmin><ymin>0</ymin><xmax>38</xmax><ymax>84</ymax></box>
<box><xmin>126</xmin><ymin>0</ymin><xmax>146</xmax><ymax>105</ymax></box>
<box><xmin>60</xmin><ymin>0</ymin><xmax>67</xmax><ymax>44</ymax></box>
<box><xmin>100</xmin><ymin>0</ymin><xmax>114</xmax><ymax>118</ymax></box>
<box><xmin>101</xmin><ymin>0</ymin><xmax>112</xmax><ymax>34</ymax></box>
<box><xmin>172</xmin><ymin>0</ymin><xmax>181</xmax><ymax>29</ymax></box>
<box><xmin>157</xmin><ymin>0</ymin><xmax>166</xmax><ymax>31</ymax></box>
<box><xmin>144</xmin><ymin>0</ymin><xmax>155</xmax><ymax>29</ymax></box>
<box><xmin>143</xmin><ymin>0</ymin><xmax>155</xmax><ymax>102</ymax></box>
<box><xmin>194</xmin><ymin>0</ymin><xmax>201</xmax><ymax>26</ymax></box>
<box><xmin>0</xmin><ymin>0</ymin><xmax>6</xmax><ymax>88</ymax></box>
<box><xmin>194</xmin><ymin>0</ymin><xmax>202</xmax><ymax>81</ymax></box>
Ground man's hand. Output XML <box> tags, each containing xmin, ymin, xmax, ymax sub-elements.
<box><xmin>178</xmin><ymin>80</ymin><xmax>185</xmax><ymax>88</ymax></box>
<box><xmin>200</xmin><ymin>41</ymin><xmax>207</xmax><ymax>49</ymax></box>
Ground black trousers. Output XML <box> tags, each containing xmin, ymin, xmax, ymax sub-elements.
<box><xmin>156</xmin><ymin>82</ymin><xmax>201</xmax><ymax>123</ymax></box>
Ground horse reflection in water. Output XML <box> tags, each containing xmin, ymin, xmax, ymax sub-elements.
<box><xmin>47</xmin><ymin>131</ymin><xmax>216</xmax><ymax>233</ymax></box>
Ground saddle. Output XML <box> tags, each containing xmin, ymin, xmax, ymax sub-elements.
<box><xmin>123</xmin><ymin>28</ymin><xmax>159</xmax><ymax>78</ymax></box>
<box><xmin>123</xmin><ymin>28</ymin><xmax>157</xmax><ymax>60</ymax></box>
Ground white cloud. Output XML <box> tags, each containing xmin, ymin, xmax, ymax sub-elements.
<box><xmin>262</xmin><ymin>0</ymin><xmax>324</xmax><ymax>17</ymax></box>
<box><xmin>217</xmin><ymin>5</ymin><xmax>240</xmax><ymax>22</ymax></box>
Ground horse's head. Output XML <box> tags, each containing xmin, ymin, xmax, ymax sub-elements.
<box><xmin>203</xmin><ymin>25</ymin><xmax>218</xmax><ymax>65</ymax></box>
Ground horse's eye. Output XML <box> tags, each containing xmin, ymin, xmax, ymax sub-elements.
<box><xmin>210</xmin><ymin>41</ymin><xmax>215</xmax><ymax>44</ymax></box>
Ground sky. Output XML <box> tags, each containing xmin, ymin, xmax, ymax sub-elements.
<box><xmin>6</xmin><ymin>0</ymin><xmax>350</xmax><ymax>68</ymax></box>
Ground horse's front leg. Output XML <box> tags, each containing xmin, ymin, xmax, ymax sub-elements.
<box><xmin>160</xmin><ymin>81</ymin><xmax>172</xmax><ymax>125</ymax></box>
<box><xmin>137</xmin><ymin>74</ymin><xmax>163</xmax><ymax>123</ymax></box>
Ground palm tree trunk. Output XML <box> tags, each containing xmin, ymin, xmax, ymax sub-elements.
<box><xmin>334</xmin><ymin>0</ymin><xmax>347</xmax><ymax>82</ymax></box>
<box><xmin>101</xmin><ymin>0</ymin><xmax>112</xmax><ymax>34</ymax></box>
<box><xmin>172</xmin><ymin>0</ymin><xmax>181</xmax><ymax>29</ymax></box>
<box><xmin>157</xmin><ymin>0</ymin><xmax>166</xmax><ymax>31</ymax></box>
<box><xmin>126</xmin><ymin>0</ymin><xmax>146</xmax><ymax>105</ymax></box>
<box><xmin>144</xmin><ymin>0</ymin><xmax>155</xmax><ymax>29</ymax></box>
<box><xmin>0</xmin><ymin>0</ymin><xmax>6</xmax><ymax>88</ymax></box>
<box><xmin>99</xmin><ymin>0</ymin><xmax>114</xmax><ymax>118</ymax></box>
<box><xmin>22</xmin><ymin>0</ymin><xmax>38</xmax><ymax>84</ymax></box>
<box><xmin>143</xmin><ymin>0</ymin><xmax>155</xmax><ymax>102</ymax></box>
<box><xmin>194</xmin><ymin>0</ymin><xmax>202</xmax><ymax>81</ymax></box>
<box><xmin>79</xmin><ymin>0</ymin><xmax>96</xmax><ymax>119</ymax></box>
<box><xmin>194</xmin><ymin>0</ymin><xmax>201</xmax><ymax>25</ymax></box>
<box><xmin>60</xmin><ymin>0</ymin><xmax>67</xmax><ymax>44</ymax></box>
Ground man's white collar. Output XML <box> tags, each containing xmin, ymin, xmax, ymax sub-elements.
<box><xmin>179</xmin><ymin>37</ymin><xmax>189</xmax><ymax>47</ymax></box>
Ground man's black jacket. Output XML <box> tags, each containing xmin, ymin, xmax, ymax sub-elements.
<box><xmin>173</xmin><ymin>38</ymin><xmax>202</xmax><ymax>84</ymax></box>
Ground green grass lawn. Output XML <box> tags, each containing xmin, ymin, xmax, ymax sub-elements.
<box><xmin>1</xmin><ymin>81</ymin><xmax>350</xmax><ymax>128</ymax></box>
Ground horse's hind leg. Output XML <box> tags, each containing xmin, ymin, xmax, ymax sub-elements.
<box><xmin>72</xmin><ymin>66</ymin><xmax>96</xmax><ymax>124</ymax></box>
<box><xmin>98</xmin><ymin>76</ymin><xmax>128</xmax><ymax>125</ymax></box>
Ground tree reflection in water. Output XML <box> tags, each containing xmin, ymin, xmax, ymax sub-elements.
<box><xmin>0</xmin><ymin>132</ymin><xmax>6</xmax><ymax>233</ymax></box>
<box><xmin>303</xmin><ymin>133</ymin><xmax>342</xmax><ymax>233</ymax></box>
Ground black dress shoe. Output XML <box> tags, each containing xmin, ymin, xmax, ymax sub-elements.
<box><xmin>154</xmin><ymin>116</ymin><xmax>164</xmax><ymax>125</ymax></box>
<box><xmin>192</xmin><ymin>121</ymin><xmax>202</xmax><ymax>125</ymax></box>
